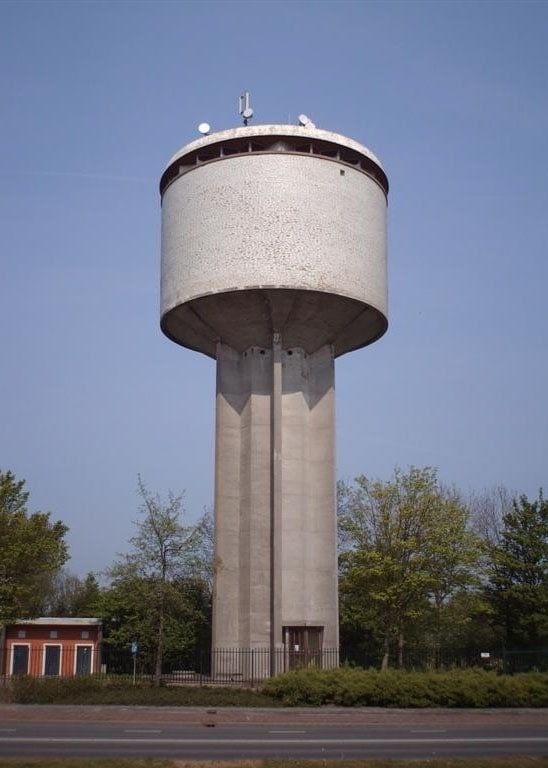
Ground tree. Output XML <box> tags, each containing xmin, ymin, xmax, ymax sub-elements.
<box><xmin>0</xmin><ymin>469</ymin><xmax>69</xmax><ymax>624</ymax></box>
<box><xmin>469</xmin><ymin>486</ymin><xmax>514</xmax><ymax>550</ymax></box>
<box><xmin>101</xmin><ymin>572</ymin><xmax>211</xmax><ymax>674</ymax></box>
<box><xmin>423</xmin><ymin>484</ymin><xmax>480</xmax><ymax>645</ymax></box>
<box><xmin>43</xmin><ymin>570</ymin><xmax>102</xmax><ymax>617</ymax></box>
<box><xmin>338</xmin><ymin>467</ymin><xmax>479</xmax><ymax>668</ymax></box>
<box><xmin>487</xmin><ymin>491</ymin><xmax>548</xmax><ymax>648</ymax></box>
<box><xmin>435</xmin><ymin>589</ymin><xmax>499</xmax><ymax>652</ymax></box>
<box><xmin>106</xmin><ymin>477</ymin><xmax>210</xmax><ymax>685</ymax></box>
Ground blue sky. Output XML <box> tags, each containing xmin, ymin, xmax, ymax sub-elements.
<box><xmin>1</xmin><ymin>0</ymin><xmax>546</xmax><ymax>576</ymax></box>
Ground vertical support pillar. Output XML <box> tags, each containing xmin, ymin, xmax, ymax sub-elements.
<box><xmin>212</xmin><ymin>343</ymin><xmax>244</xmax><ymax>651</ymax></box>
<box><xmin>213</xmin><ymin>341</ymin><xmax>339</xmax><ymax>678</ymax></box>
<box><xmin>280</xmin><ymin>345</ymin><xmax>339</xmax><ymax>654</ymax></box>
<box><xmin>213</xmin><ymin>343</ymin><xmax>272</xmax><ymax>678</ymax></box>
<box><xmin>270</xmin><ymin>332</ymin><xmax>283</xmax><ymax>674</ymax></box>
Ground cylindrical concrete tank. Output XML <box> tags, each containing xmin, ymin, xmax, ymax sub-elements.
<box><xmin>159</xmin><ymin>123</ymin><xmax>389</xmax><ymax>671</ymax></box>
<box><xmin>160</xmin><ymin>125</ymin><xmax>388</xmax><ymax>357</ymax></box>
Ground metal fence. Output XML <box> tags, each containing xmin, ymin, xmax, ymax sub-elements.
<box><xmin>102</xmin><ymin>645</ymin><xmax>341</xmax><ymax>683</ymax></box>
<box><xmin>1</xmin><ymin>645</ymin><xmax>547</xmax><ymax>685</ymax></box>
<box><xmin>341</xmin><ymin>646</ymin><xmax>548</xmax><ymax>674</ymax></box>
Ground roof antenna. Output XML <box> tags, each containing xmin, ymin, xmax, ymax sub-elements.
<box><xmin>239</xmin><ymin>91</ymin><xmax>254</xmax><ymax>126</ymax></box>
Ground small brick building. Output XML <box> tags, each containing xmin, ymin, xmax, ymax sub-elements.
<box><xmin>0</xmin><ymin>618</ymin><xmax>102</xmax><ymax>677</ymax></box>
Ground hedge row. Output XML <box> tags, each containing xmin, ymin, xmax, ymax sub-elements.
<box><xmin>6</xmin><ymin>675</ymin><xmax>277</xmax><ymax>706</ymax></box>
<box><xmin>262</xmin><ymin>667</ymin><xmax>548</xmax><ymax>707</ymax></box>
<box><xmin>5</xmin><ymin>668</ymin><xmax>548</xmax><ymax>707</ymax></box>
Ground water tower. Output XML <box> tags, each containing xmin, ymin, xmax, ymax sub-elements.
<box><xmin>159</xmin><ymin>103</ymin><xmax>388</xmax><ymax>674</ymax></box>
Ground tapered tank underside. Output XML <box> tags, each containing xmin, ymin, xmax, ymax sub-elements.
<box><xmin>213</xmin><ymin>341</ymin><xmax>338</xmax><ymax>670</ymax></box>
<box><xmin>161</xmin><ymin>287</ymin><xmax>387</xmax><ymax>359</ymax></box>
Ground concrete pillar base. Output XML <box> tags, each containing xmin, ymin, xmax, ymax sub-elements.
<box><xmin>212</xmin><ymin>341</ymin><xmax>339</xmax><ymax>676</ymax></box>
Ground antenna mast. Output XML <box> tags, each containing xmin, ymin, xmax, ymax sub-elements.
<box><xmin>239</xmin><ymin>91</ymin><xmax>254</xmax><ymax>125</ymax></box>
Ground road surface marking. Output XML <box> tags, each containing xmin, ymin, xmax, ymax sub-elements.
<box><xmin>269</xmin><ymin>730</ymin><xmax>307</xmax><ymax>733</ymax></box>
<box><xmin>124</xmin><ymin>729</ymin><xmax>162</xmax><ymax>733</ymax></box>
<box><xmin>411</xmin><ymin>729</ymin><xmax>447</xmax><ymax>733</ymax></box>
<box><xmin>1</xmin><ymin>736</ymin><xmax>547</xmax><ymax>745</ymax></box>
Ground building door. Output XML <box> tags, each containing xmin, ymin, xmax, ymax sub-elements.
<box><xmin>11</xmin><ymin>645</ymin><xmax>29</xmax><ymax>675</ymax></box>
<box><xmin>284</xmin><ymin>627</ymin><xmax>323</xmax><ymax>669</ymax></box>
<box><xmin>75</xmin><ymin>645</ymin><xmax>92</xmax><ymax>675</ymax></box>
<box><xmin>44</xmin><ymin>645</ymin><xmax>61</xmax><ymax>676</ymax></box>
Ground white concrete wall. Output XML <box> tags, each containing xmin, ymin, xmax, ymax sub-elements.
<box><xmin>161</xmin><ymin>152</ymin><xmax>387</xmax><ymax>341</ymax></box>
<box><xmin>213</xmin><ymin>343</ymin><xmax>338</xmax><ymax>655</ymax></box>
<box><xmin>280</xmin><ymin>346</ymin><xmax>338</xmax><ymax>648</ymax></box>
<box><xmin>160</xmin><ymin>126</ymin><xmax>388</xmax><ymax>669</ymax></box>
<box><xmin>213</xmin><ymin>344</ymin><xmax>272</xmax><ymax>650</ymax></box>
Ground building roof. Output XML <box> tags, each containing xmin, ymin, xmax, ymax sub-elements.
<box><xmin>163</xmin><ymin>123</ymin><xmax>386</xmax><ymax>175</ymax></box>
<box><xmin>11</xmin><ymin>618</ymin><xmax>102</xmax><ymax>627</ymax></box>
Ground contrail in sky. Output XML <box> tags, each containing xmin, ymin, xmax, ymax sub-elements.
<box><xmin>0</xmin><ymin>170</ymin><xmax>154</xmax><ymax>183</ymax></box>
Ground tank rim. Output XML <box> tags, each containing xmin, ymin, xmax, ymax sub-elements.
<box><xmin>160</xmin><ymin>124</ymin><xmax>388</xmax><ymax>196</ymax></box>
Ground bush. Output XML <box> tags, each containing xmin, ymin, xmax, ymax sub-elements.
<box><xmin>8</xmin><ymin>668</ymin><xmax>548</xmax><ymax>708</ymax></box>
<box><xmin>7</xmin><ymin>675</ymin><xmax>278</xmax><ymax>707</ymax></box>
<box><xmin>262</xmin><ymin>667</ymin><xmax>548</xmax><ymax>707</ymax></box>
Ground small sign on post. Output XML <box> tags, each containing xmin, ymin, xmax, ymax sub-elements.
<box><xmin>131</xmin><ymin>641</ymin><xmax>139</xmax><ymax>685</ymax></box>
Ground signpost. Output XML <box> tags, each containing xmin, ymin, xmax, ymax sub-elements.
<box><xmin>131</xmin><ymin>641</ymin><xmax>138</xmax><ymax>686</ymax></box>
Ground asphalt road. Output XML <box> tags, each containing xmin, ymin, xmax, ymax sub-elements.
<box><xmin>0</xmin><ymin>708</ymin><xmax>547</xmax><ymax>759</ymax></box>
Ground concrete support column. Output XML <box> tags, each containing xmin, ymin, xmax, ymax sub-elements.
<box><xmin>213</xmin><ymin>343</ymin><xmax>272</xmax><ymax>651</ymax></box>
<box><xmin>280</xmin><ymin>345</ymin><xmax>339</xmax><ymax>650</ymax></box>
<box><xmin>213</xmin><ymin>341</ymin><xmax>338</xmax><ymax>675</ymax></box>
<box><xmin>270</xmin><ymin>333</ymin><xmax>283</xmax><ymax>672</ymax></box>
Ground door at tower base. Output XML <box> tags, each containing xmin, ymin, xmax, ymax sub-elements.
<box><xmin>284</xmin><ymin>625</ymin><xmax>323</xmax><ymax>670</ymax></box>
<box><xmin>212</xmin><ymin>342</ymin><xmax>339</xmax><ymax>678</ymax></box>
<box><xmin>208</xmin><ymin>636</ymin><xmax>340</xmax><ymax>682</ymax></box>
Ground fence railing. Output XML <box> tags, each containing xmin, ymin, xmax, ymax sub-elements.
<box><xmin>1</xmin><ymin>644</ymin><xmax>547</xmax><ymax>684</ymax></box>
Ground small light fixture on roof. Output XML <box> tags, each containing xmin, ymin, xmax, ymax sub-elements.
<box><xmin>298</xmin><ymin>114</ymin><xmax>315</xmax><ymax>128</ymax></box>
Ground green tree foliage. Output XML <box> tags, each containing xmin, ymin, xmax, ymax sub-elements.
<box><xmin>0</xmin><ymin>469</ymin><xmax>69</xmax><ymax>624</ymax></box>
<box><xmin>43</xmin><ymin>570</ymin><xmax>102</xmax><ymax>617</ymax></box>
<box><xmin>487</xmin><ymin>491</ymin><xmax>548</xmax><ymax>648</ymax></box>
<box><xmin>338</xmin><ymin>467</ymin><xmax>479</xmax><ymax>668</ymax></box>
<box><xmin>101</xmin><ymin>571</ymin><xmax>211</xmax><ymax>674</ymax></box>
<box><xmin>103</xmin><ymin>477</ymin><xmax>212</xmax><ymax>684</ymax></box>
<box><xmin>432</xmin><ymin>589</ymin><xmax>497</xmax><ymax>652</ymax></box>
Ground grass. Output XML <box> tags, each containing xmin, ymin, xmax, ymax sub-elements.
<box><xmin>0</xmin><ymin>757</ymin><xmax>547</xmax><ymax>767</ymax></box>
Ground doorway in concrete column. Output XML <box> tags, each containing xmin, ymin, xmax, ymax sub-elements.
<box><xmin>284</xmin><ymin>626</ymin><xmax>323</xmax><ymax>669</ymax></box>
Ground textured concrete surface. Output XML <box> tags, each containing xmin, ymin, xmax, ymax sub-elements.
<box><xmin>213</xmin><ymin>343</ymin><xmax>338</xmax><ymax>660</ymax></box>
<box><xmin>213</xmin><ymin>344</ymin><xmax>273</xmax><ymax>655</ymax></box>
<box><xmin>159</xmin><ymin>125</ymin><xmax>388</xmax><ymax>660</ymax></box>
<box><xmin>160</xmin><ymin>127</ymin><xmax>388</xmax><ymax>359</ymax></box>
